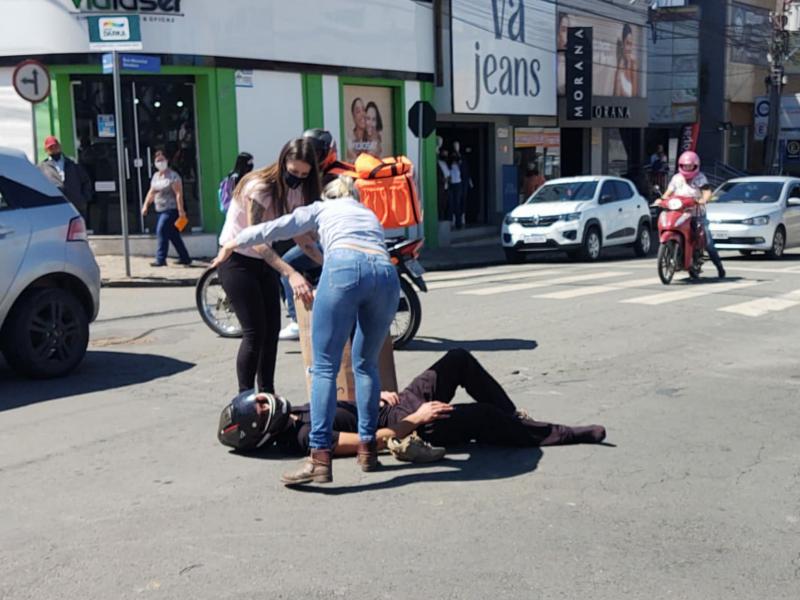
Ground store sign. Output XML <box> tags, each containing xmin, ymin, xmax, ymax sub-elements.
<box><xmin>565</xmin><ymin>27</ymin><xmax>592</xmax><ymax>120</ymax></box>
<box><xmin>592</xmin><ymin>105</ymin><xmax>630</xmax><ymax>119</ymax></box>
<box><xmin>450</xmin><ymin>0</ymin><xmax>557</xmax><ymax>116</ymax></box>
<box><xmin>676</xmin><ymin>121</ymin><xmax>701</xmax><ymax>168</ymax></box>
<box><xmin>71</xmin><ymin>0</ymin><xmax>183</xmax><ymax>14</ymax></box>
<box><xmin>785</xmin><ymin>139</ymin><xmax>800</xmax><ymax>161</ymax></box>
<box><xmin>88</xmin><ymin>15</ymin><xmax>142</xmax><ymax>50</ymax></box>
<box><xmin>102</xmin><ymin>53</ymin><xmax>161</xmax><ymax>73</ymax></box>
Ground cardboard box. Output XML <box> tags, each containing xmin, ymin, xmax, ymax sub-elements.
<box><xmin>296</xmin><ymin>296</ymin><xmax>397</xmax><ymax>401</ymax></box>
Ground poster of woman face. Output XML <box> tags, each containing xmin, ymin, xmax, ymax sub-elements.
<box><xmin>343</xmin><ymin>85</ymin><xmax>394</xmax><ymax>161</ymax></box>
<box><xmin>557</xmin><ymin>12</ymin><xmax>645</xmax><ymax>98</ymax></box>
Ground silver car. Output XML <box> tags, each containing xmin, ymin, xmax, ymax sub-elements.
<box><xmin>0</xmin><ymin>147</ymin><xmax>100</xmax><ymax>378</ymax></box>
<box><xmin>707</xmin><ymin>176</ymin><xmax>800</xmax><ymax>258</ymax></box>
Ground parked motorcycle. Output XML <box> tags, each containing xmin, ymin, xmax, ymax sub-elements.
<box><xmin>653</xmin><ymin>195</ymin><xmax>706</xmax><ymax>284</ymax></box>
<box><xmin>196</xmin><ymin>237</ymin><xmax>427</xmax><ymax>348</ymax></box>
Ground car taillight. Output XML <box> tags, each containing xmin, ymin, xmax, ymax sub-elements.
<box><xmin>67</xmin><ymin>216</ymin><xmax>87</xmax><ymax>241</ymax></box>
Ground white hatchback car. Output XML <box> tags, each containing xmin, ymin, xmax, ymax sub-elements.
<box><xmin>706</xmin><ymin>176</ymin><xmax>800</xmax><ymax>258</ymax></box>
<box><xmin>0</xmin><ymin>147</ymin><xmax>100</xmax><ymax>378</ymax></box>
<box><xmin>501</xmin><ymin>176</ymin><xmax>652</xmax><ymax>263</ymax></box>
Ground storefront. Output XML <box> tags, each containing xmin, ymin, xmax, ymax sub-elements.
<box><xmin>433</xmin><ymin>0</ymin><xmax>558</xmax><ymax>229</ymax></box>
<box><xmin>557</xmin><ymin>2</ymin><xmax>649</xmax><ymax>186</ymax></box>
<box><xmin>0</xmin><ymin>0</ymin><xmax>438</xmax><ymax>248</ymax></box>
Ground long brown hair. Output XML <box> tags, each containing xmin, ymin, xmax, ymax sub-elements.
<box><xmin>233</xmin><ymin>138</ymin><xmax>321</xmax><ymax>217</ymax></box>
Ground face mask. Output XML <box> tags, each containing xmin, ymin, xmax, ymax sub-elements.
<box><xmin>50</xmin><ymin>152</ymin><xmax>62</xmax><ymax>161</ymax></box>
<box><xmin>155</xmin><ymin>160</ymin><xmax>168</xmax><ymax>172</ymax></box>
<box><xmin>284</xmin><ymin>171</ymin><xmax>305</xmax><ymax>189</ymax></box>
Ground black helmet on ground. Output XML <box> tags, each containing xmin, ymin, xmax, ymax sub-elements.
<box><xmin>218</xmin><ymin>391</ymin><xmax>292</xmax><ymax>450</ymax></box>
<box><xmin>302</xmin><ymin>128</ymin><xmax>337</xmax><ymax>170</ymax></box>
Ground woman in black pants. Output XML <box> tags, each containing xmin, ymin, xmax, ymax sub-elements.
<box><xmin>217</xmin><ymin>139</ymin><xmax>322</xmax><ymax>392</ymax></box>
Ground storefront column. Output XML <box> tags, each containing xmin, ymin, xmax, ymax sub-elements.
<box><xmin>591</xmin><ymin>128</ymin><xmax>603</xmax><ymax>174</ymax></box>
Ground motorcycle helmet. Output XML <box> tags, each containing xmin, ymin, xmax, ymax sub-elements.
<box><xmin>678</xmin><ymin>151</ymin><xmax>700</xmax><ymax>181</ymax></box>
<box><xmin>303</xmin><ymin>128</ymin><xmax>337</xmax><ymax>171</ymax></box>
<box><xmin>218</xmin><ymin>391</ymin><xmax>292</xmax><ymax>450</ymax></box>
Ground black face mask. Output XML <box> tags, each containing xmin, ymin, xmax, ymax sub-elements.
<box><xmin>50</xmin><ymin>152</ymin><xmax>63</xmax><ymax>161</ymax></box>
<box><xmin>284</xmin><ymin>171</ymin><xmax>305</xmax><ymax>189</ymax></box>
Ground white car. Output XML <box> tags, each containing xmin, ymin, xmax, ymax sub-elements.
<box><xmin>706</xmin><ymin>176</ymin><xmax>800</xmax><ymax>258</ymax></box>
<box><xmin>0</xmin><ymin>147</ymin><xmax>100</xmax><ymax>378</ymax></box>
<box><xmin>501</xmin><ymin>176</ymin><xmax>652</xmax><ymax>263</ymax></box>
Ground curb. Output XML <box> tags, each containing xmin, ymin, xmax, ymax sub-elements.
<box><xmin>102</xmin><ymin>278</ymin><xmax>199</xmax><ymax>288</ymax></box>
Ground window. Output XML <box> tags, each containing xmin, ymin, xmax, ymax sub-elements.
<box><xmin>528</xmin><ymin>181</ymin><xmax>597</xmax><ymax>203</ymax></box>
<box><xmin>788</xmin><ymin>185</ymin><xmax>800</xmax><ymax>200</ymax></box>
<box><xmin>0</xmin><ymin>189</ymin><xmax>8</xmax><ymax>210</ymax></box>
<box><xmin>599</xmin><ymin>181</ymin><xmax>618</xmax><ymax>203</ymax></box>
<box><xmin>0</xmin><ymin>177</ymin><xmax>66</xmax><ymax>209</ymax></box>
<box><xmin>613</xmin><ymin>180</ymin><xmax>634</xmax><ymax>200</ymax></box>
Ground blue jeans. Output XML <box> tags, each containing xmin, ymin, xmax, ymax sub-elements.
<box><xmin>155</xmin><ymin>209</ymin><xmax>190</xmax><ymax>264</ymax></box>
<box><xmin>309</xmin><ymin>249</ymin><xmax>400</xmax><ymax>448</ymax></box>
<box><xmin>702</xmin><ymin>219</ymin><xmax>724</xmax><ymax>272</ymax></box>
<box><xmin>280</xmin><ymin>243</ymin><xmax>323</xmax><ymax>322</ymax></box>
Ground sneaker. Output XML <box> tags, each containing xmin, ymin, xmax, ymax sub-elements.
<box><xmin>386</xmin><ymin>432</ymin><xmax>445</xmax><ymax>463</ymax></box>
<box><xmin>279</xmin><ymin>321</ymin><xmax>300</xmax><ymax>341</ymax></box>
<box><xmin>149</xmin><ymin>261</ymin><xmax>166</xmax><ymax>267</ymax></box>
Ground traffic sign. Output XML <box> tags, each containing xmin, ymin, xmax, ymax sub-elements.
<box><xmin>408</xmin><ymin>100</ymin><xmax>436</xmax><ymax>138</ymax></box>
<box><xmin>88</xmin><ymin>15</ymin><xmax>142</xmax><ymax>51</ymax></box>
<box><xmin>12</xmin><ymin>60</ymin><xmax>50</xmax><ymax>104</ymax></box>
<box><xmin>754</xmin><ymin>96</ymin><xmax>769</xmax><ymax>142</ymax></box>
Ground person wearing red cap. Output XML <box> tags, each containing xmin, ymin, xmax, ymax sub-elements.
<box><xmin>38</xmin><ymin>135</ymin><xmax>92</xmax><ymax>220</ymax></box>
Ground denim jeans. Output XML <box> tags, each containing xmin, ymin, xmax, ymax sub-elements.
<box><xmin>702</xmin><ymin>219</ymin><xmax>723</xmax><ymax>272</ymax></box>
<box><xmin>280</xmin><ymin>243</ymin><xmax>323</xmax><ymax>322</ymax></box>
<box><xmin>309</xmin><ymin>248</ymin><xmax>400</xmax><ymax>449</ymax></box>
<box><xmin>155</xmin><ymin>209</ymin><xmax>190</xmax><ymax>264</ymax></box>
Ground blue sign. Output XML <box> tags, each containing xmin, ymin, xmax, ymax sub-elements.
<box><xmin>502</xmin><ymin>165</ymin><xmax>519</xmax><ymax>214</ymax></box>
<box><xmin>97</xmin><ymin>114</ymin><xmax>116</xmax><ymax>138</ymax></box>
<box><xmin>102</xmin><ymin>53</ymin><xmax>161</xmax><ymax>74</ymax></box>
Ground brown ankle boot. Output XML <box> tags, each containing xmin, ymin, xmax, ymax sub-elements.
<box><xmin>356</xmin><ymin>440</ymin><xmax>380</xmax><ymax>472</ymax></box>
<box><xmin>280</xmin><ymin>449</ymin><xmax>332</xmax><ymax>485</ymax></box>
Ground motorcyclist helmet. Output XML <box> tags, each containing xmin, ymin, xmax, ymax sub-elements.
<box><xmin>303</xmin><ymin>128</ymin><xmax>337</xmax><ymax>170</ymax></box>
<box><xmin>218</xmin><ymin>391</ymin><xmax>292</xmax><ymax>450</ymax></box>
<box><xmin>678</xmin><ymin>151</ymin><xmax>700</xmax><ymax>181</ymax></box>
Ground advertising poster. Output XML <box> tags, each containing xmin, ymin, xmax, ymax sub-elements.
<box><xmin>557</xmin><ymin>11</ymin><xmax>646</xmax><ymax>98</ymax></box>
<box><xmin>450</xmin><ymin>0</ymin><xmax>557</xmax><ymax>116</ymax></box>
<box><xmin>342</xmin><ymin>85</ymin><xmax>394</xmax><ymax>162</ymax></box>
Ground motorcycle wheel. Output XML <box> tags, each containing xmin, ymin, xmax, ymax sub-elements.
<box><xmin>657</xmin><ymin>241</ymin><xmax>678</xmax><ymax>285</ymax></box>
<box><xmin>196</xmin><ymin>267</ymin><xmax>243</xmax><ymax>338</ymax></box>
<box><xmin>391</xmin><ymin>276</ymin><xmax>421</xmax><ymax>349</ymax></box>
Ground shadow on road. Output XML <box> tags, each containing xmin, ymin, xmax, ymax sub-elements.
<box><xmin>0</xmin><ymin>350</ymin><xmax>195</xmax><ymax>411</ymax></box>
<box><xmin>403</xmin><ymin>337</ymin><xmax>538</xmax><ymax>352</ymax></box>
<box><xmin>287</xmin><ymin>445</ymin><xmax>543</xmax><ymax>495</ymax></box>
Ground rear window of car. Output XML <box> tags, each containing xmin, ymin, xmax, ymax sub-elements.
<box><xmin>0</xmin><ymin>176</ymin><xmax>66</xmax><ymax>209</ymax></box>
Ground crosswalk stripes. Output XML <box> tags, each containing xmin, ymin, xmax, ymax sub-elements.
<box><xmin>718</xmin><ymin>289</ymin><xmax>800</xmax><ymax>317</ymax></box>
<box><xmin>533</xmin><ymin>277</ymin><xmax>659</xmax><ymax>300</ymax></box>
<box><xmin>621</xmin><ymin>280</ymin><xmax>762</xmax><ymax>306</ymax></box>
<box><xmin>458</xmin><ymin>271</ymin><xmax>631</xmax><ymax>296</ymax></box>
<box><xmin>427</xmin><ymin>268</ymin><xmax>565</xmax><ymax>291</ymax></box>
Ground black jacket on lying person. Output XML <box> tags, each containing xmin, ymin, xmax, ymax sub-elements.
<box><xmin>270</xmin><ymin>349</ymin><xmax>605</xmax><ymax>454</ymax></box>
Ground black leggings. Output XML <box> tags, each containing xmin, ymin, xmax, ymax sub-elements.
<box><xmin>217</xmin><ymin>252</ymin><xmax>281</xmax><ymax>393</ymax></box>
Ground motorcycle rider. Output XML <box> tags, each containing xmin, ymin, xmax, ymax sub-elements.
<box><xmin>660</xmin><ymin>150</ymin><xmax>725</xmax><ymax>279</ymax></box>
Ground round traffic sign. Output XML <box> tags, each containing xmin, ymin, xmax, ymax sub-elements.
<box><xmin>12</xmin><ymin>60</ymin><xmax>51</xmax><ymax>104</ymax></box>
<box><xmin>756</xmin><ymin>98</ymin><xmax>770</xmax><ymax>118</ymax></box>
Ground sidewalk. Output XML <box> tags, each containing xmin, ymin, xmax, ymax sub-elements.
<box><xmin>98</xmin><ymin>241</ymin><xmax>504</xmax><ymax>287</ymax></box>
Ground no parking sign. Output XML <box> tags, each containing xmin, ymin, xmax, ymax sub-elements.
<box><xmin>754</xmin><ymin>97</ymin><xmax>770</xmax><ymax>141</ymax></box>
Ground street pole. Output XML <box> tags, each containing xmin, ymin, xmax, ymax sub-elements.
<box><xmin>765</xmin><ymin>1</ymin><xmax>790</xmax><ymax>174</ymax></box>
<box><xmin>111</xmin><ymin>50</ymin><xmax>131</xmax><ymax>277</ymax></box>
<box><xmin>31</xmin><ymin>104</ymin><xmax>37</xmax><ymax>164</ymax></box>
<box><xmin>417</xmin><ymin>107</ymin><xmax>424</xmax><ymax>240</ymax></box>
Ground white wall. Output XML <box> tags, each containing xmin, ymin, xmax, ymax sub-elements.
<box><xmin>1</xmin><ymin>0</ymin><xmax>434</xmax><ymax>75</ymax></box>
<box><xmin>235</xmin><ymin>71</ymin><xmax>304</xmax><ymax>168</ymax></box>
<box><xmin>0</xmin><ymin>68</ymin><xmax>35</xmax><ymax>161</ymax></box>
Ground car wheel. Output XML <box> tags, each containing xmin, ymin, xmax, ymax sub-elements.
<box><xmin>633</xmin><ymin>224</ymin><xmax>652</xmax><ymax>257</ymax></box>
<box><xmin>1</xmin><ymin>287</ymin><xmax>89</xmax><ymax>378</ymax></box>
<box><xmin>766</xmin><ymin>227</ymin><xmax>786</xmax><ymax>259</ymax></box>
<box><xmin>504</xmin><ymin>248</ymin><xmax>525</xmax><ymax>264</ymax></box>
<box><xmin>581</xmin><ymin>227</ymin><xmax>602</xmax><ymax>261</ymax></box>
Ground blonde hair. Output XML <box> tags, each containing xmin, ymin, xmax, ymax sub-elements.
<box><xmin>322</xmin><ymin>176</ymin><xmax>359</xmax><ymax>201</ymax></box>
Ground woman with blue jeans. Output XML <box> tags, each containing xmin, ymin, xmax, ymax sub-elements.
<box><xmin>141</xmin><ymin>149</ymin><xmax>191</xmax><ymax>267</ymax></box>
<box><xmin>212</xmin><ymin>176</ymin><xmax>400</xmax><ymax>485</ymax></box>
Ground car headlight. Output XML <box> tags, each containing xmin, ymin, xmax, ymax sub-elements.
<box><xmin>504</xmin><ymin>215</ymin><xmax>520</xmax><ymax>225</ymax></box>
<box><xmin>741</xmin><ymin>215</ymin><xmax>770</xmax><ymax>226</ymax></box>
<box><xmin>560</xmin><ymin>212</ymin><xmax>581</xmax><ymax>222</ymax></box>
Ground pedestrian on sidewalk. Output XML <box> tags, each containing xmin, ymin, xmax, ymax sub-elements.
<box><xmin>141</xmin><ymin>149</ymin><xmax>191</xmax><ymax>267</ymax></box>
<box><xmin>218</xmin><ymin>152</ymin><xmax>254</xmax><ymax>214</ymax></box>
<box><xmin>216</xmin><ymin>138</ymin><xmax>321</xmax><ymax>395</ymax></box>
<box><xmin>212</xmin><ymin>175</ymin><xmax>400</xmax><ymax>485</ymax></box>
<box><xmin>38</xmin><ymin>135</ymin><xmax>92</xmax><ymax>221</ymax></box>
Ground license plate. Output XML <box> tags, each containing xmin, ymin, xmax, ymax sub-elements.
<box><xmin>405</xmin><ymin>259</ymin><xmax>425</xmax><ymax>277</ymax></box>
<box><xmin>524</xmin><ymin>235</ymin><xmax>547</xmax><ymax>244</ymax></box>
<box><xmin>712</xmin><ymin>231</ymin><xmax>729</xmax><ymax>240</ymax></box>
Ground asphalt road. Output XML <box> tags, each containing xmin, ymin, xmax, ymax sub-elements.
<box><xmin>2</xmin><ymin>250</ymin><xmax>799</xmax><ymax>599</ymax></box>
